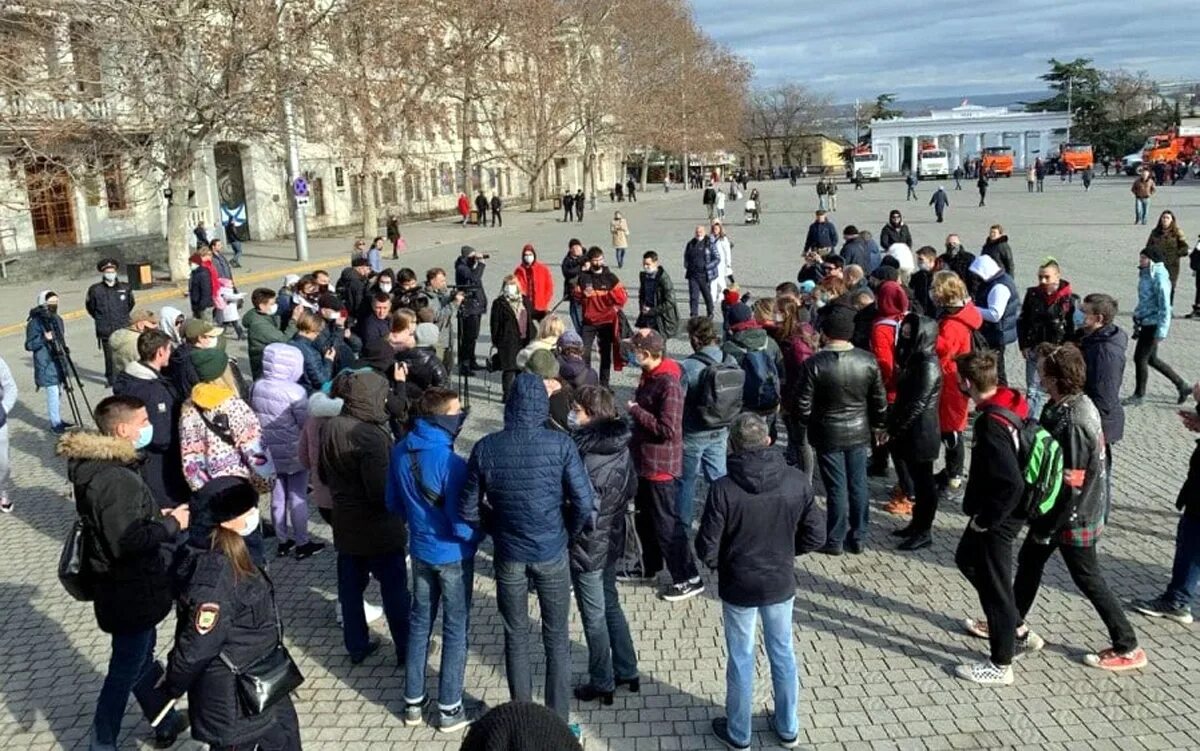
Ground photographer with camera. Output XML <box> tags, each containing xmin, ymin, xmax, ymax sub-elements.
<box><xmin>394</xmin><ymin>268</ymin><xmax>429</xmax><ymax>311</ymax></box>
<box><xmin>25</xmin><ymin>291</ymin><xmax>72</xmax><ymax>433</ymax></box>
<box><xmin>454</xmin><ymin>246</ymin><xmax>489</xmax><ymax>374</ymax></box>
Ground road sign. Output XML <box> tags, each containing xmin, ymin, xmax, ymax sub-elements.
<box><xmin>292</xmin><ymin>176</ymin><xmax>309</xmax><ymax>198</ymax></box>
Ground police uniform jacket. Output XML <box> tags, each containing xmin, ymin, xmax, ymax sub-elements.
<box><xmin>164</xmin><ymin>547</ymin><xmax>287</xmax><ymax>747</ymax></box>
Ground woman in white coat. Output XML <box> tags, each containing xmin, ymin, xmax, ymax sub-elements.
<box><xmin>710</xmin><ymin>220</ymin><xmax>734</xmax><ymax>303</ymax></box>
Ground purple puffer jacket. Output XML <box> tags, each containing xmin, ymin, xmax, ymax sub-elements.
<box><xmin>250</xmin><ymin>343</ymin><xmax>309</xmax><ymax>473</ymax></box>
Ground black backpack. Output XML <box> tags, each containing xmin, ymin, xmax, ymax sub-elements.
<box><xmin>690</xmin><ymin>352</ymin><xmax>744</xmax><ymax>429</ymax></box>
<box><xmin>981</xmin><ymin>405</ymin><xmax>1065</xmax><ymax>523</ymax></box>
<box><xmin>740</xmin><ymin>347</ymin><xmax>781</xmax><ymax>411</ymax></box>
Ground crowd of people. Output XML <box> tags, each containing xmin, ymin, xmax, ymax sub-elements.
<box><xmin>10</xmin><ymin>175</ymin><xmax>1200</xmax><ymax>751</ymax></box>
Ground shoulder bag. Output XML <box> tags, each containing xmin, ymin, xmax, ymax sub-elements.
<box><xmin>58</xmin><ymin>517</ymin><xmax>95</xmax><ymax>602</ymax></box>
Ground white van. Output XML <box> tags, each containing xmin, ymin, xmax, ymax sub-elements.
<box><xmin>918</xmin><ymin>149</ymin><xmax>950</xmax><ymax>180</ymax></box>
<box><xmin>852</xmin><ymin>152</ymin><xmax>883</xmax><ymax>181</ymax></box>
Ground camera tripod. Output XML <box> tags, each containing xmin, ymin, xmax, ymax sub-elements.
<box><xmin>47</xmin><ymin>330</ymin><xmax>92</xmax><ymax>428</ymax></box>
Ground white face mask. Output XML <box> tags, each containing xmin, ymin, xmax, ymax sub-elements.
<box><xmin>238</xmin><ymin>507</ymin><xmax>260</xmax><ymax>537</ymax></box>
<box><xmin>523</xmin><ymin>254</ymin><xmax>534</xmax><ymax>264</ymax></box>
<box><xmin>504</xmin><ymin>284</ymin><xmax>520</xmax><ymax>297</ymax></box>
<box><xmin>379</xmin><ymin>283</ymin><xmax>393</xmax><ymax>294</ymax></box>
<box><xmin>265</xmin><ymin>303</ymin><xmax>278</xmax><ymax>316</ymax></box>
<box><xmin>189</xmin><ymin>263</ymin><xmax>200</xmax><ymax>272</ymax></box>
<box><xmin>103</xmin><ymin>271</ymin><xmax>117</xmax><ymax>283</ymax></box>
<box><xmin>323</xmin><ymin>310</ymin><xmax>339</xmax><ymax>321</ymax></box>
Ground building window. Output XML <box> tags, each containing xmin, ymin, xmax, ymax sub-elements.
<box><xmin>69</xmin><ymin>22</ymin><xmax>102</xmax><ymax>98</ymax></box>
<box><xmin>381</xmin><ymin>173</ymin><xmax>397</xmax><ymax>205</ymax></box>
<box><xmin>349</xmin><ymin>176</ymin><xmax>361</xmax><ymax>212</ymax></box>
<box><xmin>334</xmin><ymin>166</ymin><xmax>345</xmax><ymax>188</ymax></box>
<box><xmin>102</xmin><ymin>154</ymin><xmax>127</xmax><ymax>210</ymax></box>
<box><xmin>438</xmin><ymin>163</ymin><xmax>454</xmax><ymax>196</ymax></box>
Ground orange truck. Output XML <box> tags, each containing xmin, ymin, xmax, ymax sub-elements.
<box><xmin>981</xmin><ymin>146</ymin><xmax>1014</xmax><ymax>176</ymax></box>
<box><xmin>1142</xmin><ymin>125</ymin><xmax>1200</xmax><ymax>164</ymax></box>
<box><xmin>1059</xmin><ymin>143</ymin><xmax>1094</xmax><ymax>171</ymax></box>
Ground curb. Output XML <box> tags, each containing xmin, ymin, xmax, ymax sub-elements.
<box><xmin>0</xmin><ymin>253</ymin><xmax>347</xmax><ymax>339</ymax></box>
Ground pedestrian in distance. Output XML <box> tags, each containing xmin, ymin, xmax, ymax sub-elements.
<box><xmin>610</xmin><ymin>211</ymin><xmax>630</xmax><ymax>269</ymax></box>
<box><xmin>490</xmin><ymin>193</ymin><xmax>502</xmax><ymax>227</ymax></box>
<box><xmin>953</xmin><ymin>165</ymin><xmax>964</xmax><ymax>190</ymax></box>
<box><xmin>1124</xmin><ymin>247</ymin><xmax>1190</xmax><ymax>406</ymax></box>
<box><xmin>930</xmin><ymin>184</ymin><xmax>950</xmax><ymax>223</ymax></box>
<box><xmin>683</xmin><ymin>225</ymin><xmax>717</xmax><ymax>318</ymax></box>
<box><xmin>697</xmin><ymin>413</ymin><xmax>825</xmax><ymax>751</ymax></box>
<box><xmin>976</xmin><ymin>172</ymin><xmax>989</xmax><ymax>207</ymax></box>
<box><xmin>457</xmin><ymin>192</ymin><xmax>471</xmax><ymax>226</ymax></box>
<box><xmin>905</xmin><ymin>171</ymin><xmax>918</xmax><ymax>201</ymax></box>
<box><xmin>1131</xmin><ymin>170</ymin><xmax>1155</xmax><ymax>225</ymax></box>
<box><xmin>574</xmin><ymin>188</ymin><xmax>585</xmax><ymax>221</ymax></box>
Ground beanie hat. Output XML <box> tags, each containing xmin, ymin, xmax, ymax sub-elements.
<box><xmin>870</xmin><ymin>265</ymin><xmax>900</xmax><ymax>283</ymax></box>
<box><xmin>317</xmin><ymin>292</ymin><xmax>342</xmax><ymax>311</ymax></box>
<box><xmin>879</xmin><ymin>255</ymin><xmax>901</xmax><ymax>270</ymax></box>
<box><xmin>820</xmin><ymin>301</ymin><xmax>857</xmax><ymax>341</ymax></box>
<box><xmin>1141</xmin><ymin>246</ymin><xmax>1165</xmax><ymax>264</ymax></box>
<box><xmin>206</xmin><ymin>478</ymin><xmax>259</xmax><ymax>525</ymax></box>
<box><xmin>414</xmin><ymin>322</ymin><xmax>439</xmax><ymax>348</ymax></box>
<box><xmin>525</xmin><ymin>349</ymin><xmax>560</xmax><ymax>379</ymax></box>
<box><xmin>459</xmin><ymin>701</ymin><xmax>584</xmax><ymax>751</ymax></box>
<box><xmin>843</xmin><ymin>225</ymin><xmax>859</xmax><ymax>236</ymax></box>
<box><xmin>190</xmin><ymin>347</ymin><xmax>229</xmax><ymax>383</ymax></box>
<box><xmin>557</xmin><ymin>330</ymin><xmax>583</xmax><ymax>348</ymax></box>
<box><xmin>726</xmin><ymin>302</ymin><xmax>754</xmax><ymax>327</ymax></box>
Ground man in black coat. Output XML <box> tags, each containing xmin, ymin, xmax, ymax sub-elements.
<box><xmin>575</xmin><ymin>189</ymin><xmax>586</xmax><ymax>221</ymax></box>
<box><xmin>337</xmin><ymin>257</ymin><xmax>373</xmax><ymax>330</ymax></box>
<box><xmin>474</xmin><ymin>191</ymin><xmax>488</xmax><ymax>225</ymax></box>
<box><xmin>112</xmin><ymin>330</ymin><xmax>189</xmax><ymax>509</ymax></box>
<box><xmin>562</xmin><ymin>190</ymin><xmax>574</xmax><ymax>222</ymax></box>
<box><xmin>938</xmin><ymin>233</ymin><xmax>975</xmax><ymax>283</ymax></box>
<box><xmin>840</xmin><ymin>225</ymin><xmax>872</xmax><ymax>270</ymax></box>
<box><xmin>696</xmin><ymin>413</ymin><xmax>824</xmax><ymax>750</ymax></box>
<box><xmin>684</xmin><ymin>225</ymin><xmax>716</xmax><ymax>318</ymax></box>
<box><xmin>879</xmin><ymin>210</ymin><xmax>913</xmax><ymax>251</ymax></box>
<box><xmin>1077</xmin><ymin>293</ymin><xmax>1127</xmax><ymax>508</ymax></box>
<box><xmin>86</xmin><ymin>258</ymin><xmax>135</xmax><ymax>386</ymax></box>
<box><xmin>454</xmin><ymin>246</ymin><xmax>488</xmax><ymax>372</ymax></box>
<box><xmin>60</xmin><ymin>395</ymin><xmax>190</xmax><ymax>748</ymax></box>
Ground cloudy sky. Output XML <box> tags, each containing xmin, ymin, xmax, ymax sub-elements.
<box><xmin>690</xmin><ymin>0</ymin><xmax>1192</xmax><ymax>102</ymax></box>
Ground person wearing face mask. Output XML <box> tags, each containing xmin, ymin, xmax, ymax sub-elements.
<box><xmin>610</xmin><ymin>211</ymin><xmax>630</xmax><ymax>268</ymax></box>
<box><xmin>86</xmin><ymin>258</ymin><xmax>136</xmax><ymax>387</ymax></box>
<box><xmin>490</xmin><ymin>274</ymin><xmax>535</xmax><ymax>402</ymax></box>
<box><xmin>389</xmin><ymin>387</ymin><xmax>482</xmax><ymax>731</ymax></box>
<box><xmin>513</xmin><ymin>244</ymin><xmax>555</xmax><ymax>322</ymax></box>
<box><xmin>25</xmin><ymin>290</ymin><xmax>71</xmax><ymax>433</ymax></box>
<box><xmin>636</xmin><ymin>251</ymin><xmax>680</xmax><ymax>338</ymax></box>
<box><xmin>243</xmin><ymin>288</ymin><xmax>301</xmax><ymax>380</ymax></box>
<box><xmin>59</xmin><ymin>395</ymin><xmax>191</xmax><ymax>750</ymax></box>
<box><xmin>161</xmin><ymin>478</ymin><xmax>303</xmax><ymax>750</ymax></box>
<box><xmin>937</xmin><ymin>233</ymin><xmax>975</xmax><ymax>284</ymax></box>
<box><xmin>371</xmin><ymin>268</ymin><xmax>396</xmax><ymax>305</ymax></box>
<box><xmin>289</xmin><ymin>312</ymin><xmax>336</xmax><ymax>394</ymax></box>
<box><xmin>1016</xmin><ymin>259</ymin><xmax>1078</xmax><ymax>420</ymax></box>
<box><xmin>574</xmin><ymin>248</ymin><xmax>629</xmax><ymax>387</ymax></box>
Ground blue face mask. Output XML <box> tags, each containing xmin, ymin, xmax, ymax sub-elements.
<box><xmin>431</xmin><ymin>413</ymin><xmax>466</xmax><ymax>439</ymax></box>
<box><xmin>134</xmin><ymin>424</ymin><xmax>154</xmax><ymax>450</ymax></box>
<box><xmin>566</xmin><ymin>411</ymin><xmax>582</xmax><ymax>431</ymax></box>
<box><xmin>1073</xmin><ymin>307</ymin><xmax>1086</xmax><ymax>328</ymax></box>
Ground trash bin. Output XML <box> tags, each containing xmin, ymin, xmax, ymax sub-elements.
<box><xmin>127</xmin><ymin>261</ymin><xmax>153</xmax><ymax>290</ymax></box>
<box><xmin>553</xmin><ymin>197</ymin><xmax>562</xmax><ymax>210</ymax></box>
<box><xmin>470</xmin><ymin>209</ymin><xmax>480</xmax><ymax>225</ymax></box>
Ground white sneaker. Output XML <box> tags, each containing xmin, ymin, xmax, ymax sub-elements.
<box><xmin>335</xmin><ymin>600</ymin><xmax>385</xmax><ymax>626</ymax></box>
<box><xmin>954</xmin><ymin>660</ymin><xmax>1014</xmax><ymax>685</ymax></box>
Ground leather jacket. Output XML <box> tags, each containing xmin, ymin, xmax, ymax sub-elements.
<box><xmin>793</xmin><ymin>343</ymin><xmax>887</xmax><ymax>451</ymax></box>
<box><xmin>887</xmin><ymin>316</ymin><xmax>942</xmax><ymax>462</ymax></box>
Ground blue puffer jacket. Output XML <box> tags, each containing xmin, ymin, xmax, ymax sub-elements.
<box><xmin>461</xmin><ymin>373</ymin><xmax>596</xmax><ymax>563</ymax></box>
<box><xmin>1134</xmin><ymin>261</ymin><xmax>1172</xmax><ymax>340</ymax></box>
<box><xmin>289</xmin><ymin>334</ymin><xmax>331</xmax><ymax>393</ymax></box>
<box><xmin>250</xmin><ymin>343</ymin><xmax>308</xmax><ymax>473</ymax></box>
<box><xmin>24</xmin><ymin>306</ymin><xmax>65</xmax><ymax>388</ymax></box>
<box><xmin>386</xmin><ymin>418</ymin><xmax>480</xmax><ymax>565</ymax></box>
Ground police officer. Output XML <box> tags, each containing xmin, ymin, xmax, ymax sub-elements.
<box><xmin>163</xmin><ymin>479</ymin><xmax>302</xmax><ymax>750</ymax></box>
<box><xmin>85</xmin><ymin>258</ymin><xmax>135</xmax><ymax>386</ymax></box>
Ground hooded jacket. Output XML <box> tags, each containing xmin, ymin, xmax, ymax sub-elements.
<box><xmin>1134</xmin><ymin>260</ymin><xmax>1173</xmax><ymax>340</ymax></box>
<box><xmin>888</xmin><ymin>316</ymin><xmax>943</xmax><ymax>462</ymax></box>
<box><xmin>935</xmin><ymin>302</ymin><xmax>983</xmax><ymax>432</ymax></box>
<box><xmin>112</xmin><ymin>361</ymin><xmax>189</xmax><ymax>507</ymax></box>
<box><xmin>387</xmin><ymin>417</ymin><xmax>479</xmax><ymax>565</ymax></box>
<box><xmin>320</xmin><ymin>370</ymin><xmax>402</xmax><ymax>556</ymax></box>
<box><xmin>108</xmin><ymin>324</ymin><xmax>144</xmax><ymax>376</ymax></box>
<box><xmin>879</xmin><ymin>221</ymin><xmax>912</xmax><ymax>251</ymax></box>
<box><xmin>159</xmin><ymin>305</ymin><xmax>185</xmax><ymax>346</ymax></box>
<box><xmin>289</xmin><ymin>334</ymin><xmax>331</xmax><ymax>393</ymax></box>
<box><xmin>1079</xmin><ymin>323</ymin><xmax>1127</xmax><ymax>444</ymax></box>
<box><xmin>249</xmin><ymin>343</ymin><xmax>308</xmax><ymax>473</ymax></box>
<box><xmin>963</xmin><ymin>387</ymin><xmax>1029</xmax><ymax>529</ymax></box>
<box><xmin>461</xmin><ymin>373</ymin><xmax>596</xmax><ymax>563</ymax></box>
<box><xmin>59</xmin><ymin>431</ymin><xmax>179</xmax><ymax>634</ymax></box>
<box><xmin>981</xmin><ymin>234</ymin><xmax>1015</xmax><ymax>277</ymax></box>
<box><xmin>695</xmin><ymin>447</ymin><xmax>825</xmax><ymax>607</ymax></box>
<box><xmin>179</xmin><ymin>382</ymin><xmax>275</xmax><ymax>494</ymax></box>
<box><xmin>569</xmin><ymin>418</ymin><xmax>636</xmax><ymax>573</ymax></box>
<box><xmin>297</xmin><ymin>391</ymin><xmax>343</xmax><ymax>510</ymax></box>
<box><xmin>244</xmin><ymin>307</ymin><xmax>298</xmax><ymax>380</ymax></box>
<box><xmin>969</xmin><ymin>255</ymin><xmax>1019</xmax><ymax>348</ymax></box>
<box><xmin>1036</xmin><ymin>393</ymin><xmax>1107</xmax><ymax>546</ymax></box>
<box><xmin>1017</xmin><ymin>280</ymin><xmax>1076</xmax><ymax>350</ymax></box>
<box><xmin>840</xmin><ymin>235</ymin><xmax>872</xmax><ymax>270</ymax></box>
<box><xmin>513</xmin><ymin>247</ymin><xmax>556</xmax><ymax>313</ymax></box>
<box><xmin>25</xmin><ymin>300</ymin><xmax>65</xmax><ymax>388</ymax></box>
<box><xmin>871</xmin><ymin>281</ymin><xmax>910</xmax><ymax>402</ymax></box>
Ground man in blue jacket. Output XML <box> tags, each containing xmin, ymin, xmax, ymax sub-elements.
<box><xmin>684</xmin><ymin>225</ymin><xmax>717</xmax><ymax>318</ymax></box>
<box><xmin>461</xmin><ymin>373</ymin><xmax>595</xmax><ymax>723</ymax></box>
<box><xmin>389</xmin><ymin>387</ymin><xmax>481</xmax><ymax>733</ymax></box>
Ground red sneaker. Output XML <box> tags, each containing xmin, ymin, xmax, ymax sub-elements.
<box><xmin>1083</xmin><ymin>648</ymin><xmax>1148</xmax><ymax>672</ymax></box>
<box><xmin>883</xmin><ymin>498</ymin><xmax>914</xmax><ymax>515</ymax></box>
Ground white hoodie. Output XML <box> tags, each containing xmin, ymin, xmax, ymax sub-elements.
<box><xmin>968</xmin><ymin>255</ymin><xmax>1010</xmax><ymax>323</ymax></box>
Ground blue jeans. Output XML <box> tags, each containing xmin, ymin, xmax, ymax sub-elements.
<box><xmin>722</xmin><ymin>598</ymin><xmax>799</xmax><ymax>746</ymax></box>
<box><xmin>337</xmin><ymin>551</ymin><xmax>410</xmax><ymax>662</ymax></box>
<box><xmin>568</xmin><ymin>298</ymin><xmax>583</xmax><ymax>333</ymax></box>
<box><xmin>678</xmin><ymin>428</ymin><xmax>728</xmax><ymax>528</ymax></box>
<box><xmin>46</xmin><ymin>384</ymin><xmax>62</xmax><ymax>427</ymax></box>
<box><xmin>571</xmin><ymin>564</ymin><xmax>638</xmax><ymax>692</ymax></box>
<box><xmin>406</xmin><ymin>557</ymin><xmax>474</xmax><ymax>710</ymax></box>
<box><xmin>495</xmin><ymin>555</ymin><xmax>572</xmax><ymax>720</ymax></box>
<box><xmin>1024</xmin><ymin>351</ymin><xmax>1046</xmax><ymax>420</ymax></box>
<box><xmin>1165</xmin><ymin>514</ymin><xmax>1200</xmax><ymax>610</ymax></box>
<box><xmin>817</xmin><ymin>446</ymin><xmax>869</xmax><ymax>548</ymax></box>
<box><xmin>615</xmin><ymin>247</ymin><xmax>627</xmax><ymax>268</ymax></box>
<box><xmin>90</xmin><ymin>628</ymin><xmax>179</xmax><ymax>750</ymax></box>
<box><xmin>1135</xmin><ymin>197</ymin><xmax>1149</xmax><ymax>225</ymax></box>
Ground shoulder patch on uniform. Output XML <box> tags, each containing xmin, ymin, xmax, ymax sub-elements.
<box><xmin>194</xmin><ymin>603</ymin><xmax>220</xmax><ymax>634</ymax></box>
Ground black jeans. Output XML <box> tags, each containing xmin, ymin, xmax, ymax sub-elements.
<box><xmin>1013</xmin><ymin>537</ymin><xmax>1138</xmax><ymax>653</ymax></box>
<box><xmin>212</xmin><ymin>697</ymin><xmax>301</xmax><ymax>751</ymax></box>
<box><xmin>890</xmin><ymin>445</ymin><xmax>914</xmax><ymax>497</ymax></box>
<box><xmin>99</xmin><ymin>334</ymin><xmax>115</xmax><ymax>386</ymax></box>
<box><xmin>1133</xmin><ymin>325</ymin><xmax>1186</xmax><ymax>397</ymax></box>
<box><xmin>501</xmin><ymin>369</ymin><xmax>517</xmax><ymax>402</ymax></box>
<box><xmin>783</xmin><ymin>414</ymin><xmax>815</xmax><ymax>484</ymax></box>
<box><xmin>955</xmin><ymin>518</ymin><xmax>1023</xmax><ymax>665</ymax></box>
<box><xmin>581</xmin><ymin>321</ymin><xmax>615</xmax><ymax>386</ymax></box>
<box><xmin>491</xmin><ymin>209</ymin><xmax>502</xmax><ymax>227</ymax></box>
<box><xmin>634</xmin><ymin>478</ymin><xmax>698</xmax><ymax>585</ymax></box>
<box><xmin>1193</xmin><ymin>272</ymin><xmax>1200</xmax><ymax>314</ymax></box>
<box><xmin>687</xmin><ymin>275</ymin><xmax>714</xmax><ymax>318</ymax></box>
<box><xmin>993</xmin><ymin>343</ymin><xmax>1009</xmax><ymax>386</ymax></box>
<box><xmin>459</xmin><ymin>313</ymin><xmax>481</xmax><ymax>367</ymax></box>
<box><xmin>941</xmin><ymin>431</ymin><xmax>965</xmax><ymax>478</ymax></box>
<box><xmin>907</xmin><ymin>458</ymin><xmax>939</xmax><ymax>534</ymax></box>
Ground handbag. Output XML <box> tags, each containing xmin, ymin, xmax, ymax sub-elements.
<box><xmin>217</xmin><ymin>574</ymin><xmax>303</xmax><ymax>715</ymax></box>
<box><xmin>58</xmin><ymin>517</ymin><xmax>94</xmax><ymax>602</ymax></box>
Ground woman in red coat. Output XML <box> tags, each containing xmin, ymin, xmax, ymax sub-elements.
<box><xmin>871</xmin><ymin>281</ymin><xmax>914</xmax><ymax>515</ymax></box>
<box><xmin>456</xmin><ymin>193</ymin><xmax>471</xmax><ymax>226</ymax></box>
<box><xmin>513</xmin><ymin>243</ymin><xmax>556</xmax><ymax>321</ymax></box>
<box><xmin>931</xmin><ymin>271</ymin><xmax>983</xmax><ymax>490</ymax></box>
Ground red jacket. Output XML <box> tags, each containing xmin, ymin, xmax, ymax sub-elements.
<box><xmin>514</xmin><ymin>260</ymin><xmax>555</xmax><ymax>313</ymax></box>
<box><xmin>456</xmin><ymin>194</ymin><xmax>470</xmax><ymax>217</ymax></box>
<box><xmin>629</xmin><ymin>358</ymin><xmax>684</xmax><ymax>480</ymax></box>
<box><xmin>871</xmin><ymin>281</ymin><xmax>909</xmax><ymax>402</ymax></box>
<box><xmin>935</xmin><ymin>302</ymin><xmax>983</xmax><ymax>432</ymax></box>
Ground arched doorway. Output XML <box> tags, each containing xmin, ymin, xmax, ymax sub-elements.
<box><xmin>214</xmin><ymin>142</ymin><xmax>249</xmax><ymax>239</ymax></box>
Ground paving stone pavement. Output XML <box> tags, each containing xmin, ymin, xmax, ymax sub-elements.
<box><xmin>2</xmin><ymin>174</ymin><xmax>1200</xmax><ymax>750</ymax></box>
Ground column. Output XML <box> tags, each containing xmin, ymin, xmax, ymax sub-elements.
<box><xmin>953</xmin><ymin>134</ymin><xmax>963</xmax><ymax>168</ymax></box>
<box><xmin>1039</xmin><ymin>131</ymin><xmax>1052</xmax><ymax>159</ymax></box>
<box><xmin>1019</xmin><ymin>132</ymin><xmax>1028</xmax><ymax>169</ymax></box>
<box><xmin>909</xmin><ymin>136</ymin><xmax>919</xmax><ymax>174</ymax></box>
<box><xmin>976</xmin><ymin>132</ymin><xmax>984</xmax><ymax>156</ymax></box>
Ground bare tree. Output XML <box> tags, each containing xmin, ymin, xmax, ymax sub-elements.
<box><xmin>742</xmin><ymin>83</ymin><xmax>832</xmax><ymax>171</ymax></box>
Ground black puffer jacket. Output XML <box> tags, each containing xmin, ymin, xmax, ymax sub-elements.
<box><xmin>112</xmin><ymin>362</ymin><xmax>190</xmax><ymax>507</ymax></box>
<box><xmin>981</xmin><ymin>234</ymin><xmax>1015</xmax><ymax>277</ymax></box>
<box><xmin>397</xmin><ymin>345</ymin><xmax>449</xmax><ymax>394</ymax></box>
<box><xmin>561</xmin><ymin>251</ymin><xmax>586</xmax><ymax>298</ymax></box>
<box><xmin>569</xmin><ymin>418</ymin><xmax>636</xmax><ymax>573</ymax></box>
<box><xmin>60</xmin><ymin>431</ymin><xmax>180</xmax><ymax>634</ymax></box>
<box><xmin>887</xmin><ymin>316</ymin><xmax>942</xmax><ymax>462</ymax></box>
<box><xmin>319</xmin><ymin>370</ymin><xmax>403</xmax><ymax>556</ymax></box>
<box><xmin>165</xmin><ymin>548</ymin><xmax>288</xmax><ymax>747</ymax></box>
<box><xmin>85</xmin><ymin>280</ymin><xmax>135</xmax><ymax>337</ymax></box>
<box><xmin>879</xmin><ymin>222</ymin><xmax>912</xmax><ymax>251</ymax></box>
<box><xmin>794</xmin><ymin>343</ymin><xmax>887</xmax><ymax>451</ymax></box>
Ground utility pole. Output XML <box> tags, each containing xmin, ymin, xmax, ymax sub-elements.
<box><xmin>281</xmin><ymin>93</ymin><xmax>309</xmax><ymax>261</ymax></box>
<box><xmin>854</xmin><ymin>98</ymin><xmax>860</xmax><ymax>144</ymax></box>
<box><xmin>1066</xmin><ymin>77</ymin><xmax>1073</xmax><ymax>143</ymax></box>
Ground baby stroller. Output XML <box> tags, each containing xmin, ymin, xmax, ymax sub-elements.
<box><xmin>744</xmin><ymin>198</ymin><xmax>760</xmax><ymax>224</ymax></box>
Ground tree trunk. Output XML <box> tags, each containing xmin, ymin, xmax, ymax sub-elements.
<box><xmin>166</xmin><ymin>172</ymin><xmax>191</xmax><ymax>282</ymax></box>
<box><xmin>459</xmin><ymin>85</ymin><xmax>474</xmax><ymax>196</ymax></box>
<box><xmin>360</xmin><ymin>172</ymin><xmax>378</xmax><ymax>240</ymax></box>
<box><xmin>527</xmin><ymin>167</ymin><xmax>542</xmax><ymax>211</ymax></box>
<box><xmin>640</xmin><ymin>152</ymin><xmax>649</xmax><ymax>192</ymax></box>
